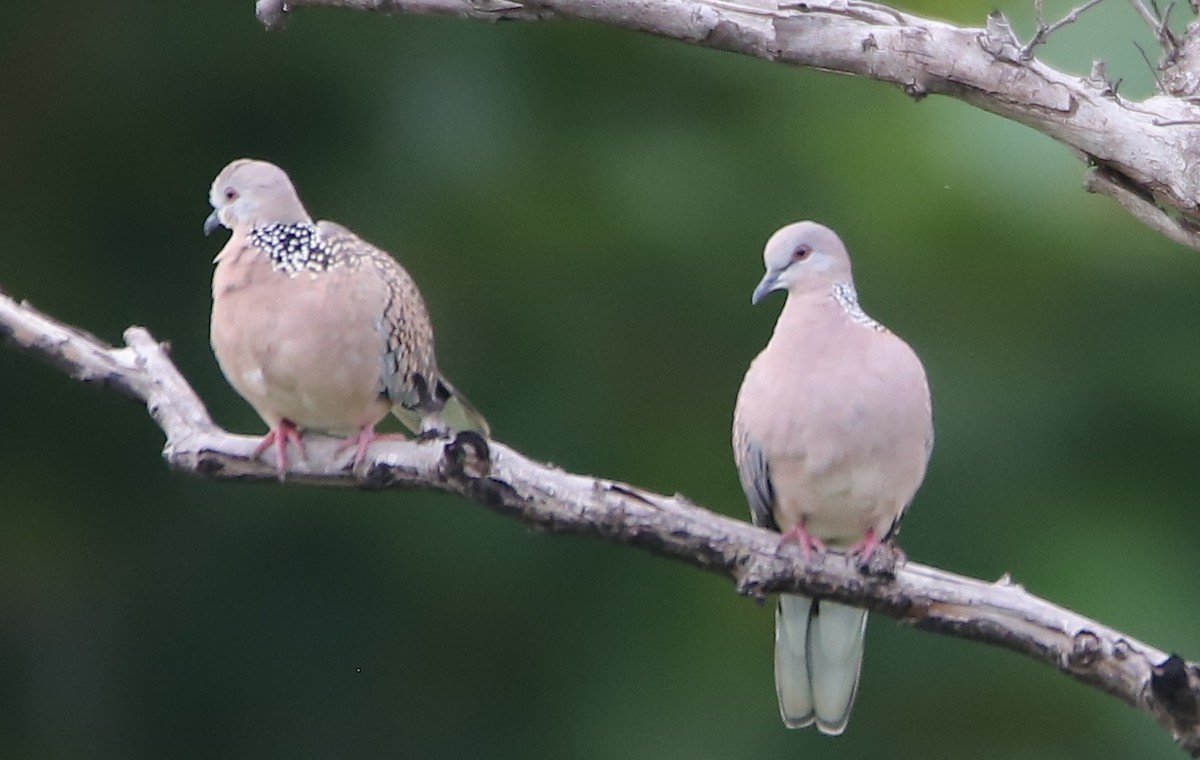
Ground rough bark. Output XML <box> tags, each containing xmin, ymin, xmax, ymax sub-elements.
<box><xmin>4</xmin><ymin>287</ymin><xmax>1200</xmax><ymax>753</ymax></box>
<box><xmin>254</xmin><ymin>0</ymin><xmax>1200</xmax><ymax>250</ymax></box>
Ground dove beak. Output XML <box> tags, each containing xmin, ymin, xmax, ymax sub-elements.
<box><xmin>751</xmin><ymin>270</ymin><xmax>781</xmax><ymax>305</ymax></box>
<box><xmin>203</xmin><ymin>210</ymin><xmax>222</xmax><ymax>236</ymax></box>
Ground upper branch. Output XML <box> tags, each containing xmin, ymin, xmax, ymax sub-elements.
<box><xmin>4</xmin><ymin>287</ymin><xmax>1200</xmax><ymax>752</ymax></box>
<box><xmin>255</xmin><ymin>0</ymin><xmax>1200</xmax><ymax>250</ymax></box>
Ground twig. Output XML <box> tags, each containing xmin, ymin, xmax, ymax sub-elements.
<box><xmin>1132</xmin><ymin>0</ymin><xmax>1164</xmax><ymax>30</ymax></box>
<box><xmin>1136</xmin><ymin>40</ymin><xmax>1170</xmax><ymax>91</ymax></box>
<box><xmin>253</xmin><ymin>0</ymin><xmax>1200</xmax><ymax>250</ymax></box>
<box><xmin>1153</xmin><ymin>0</ymin><xmax>1178</xmax><ymax>45</ymax></box>
<box><xmin>4</xmin><ymin>287</ymin><xmax>1200</xmax><ymax>752</ymax></box>
<box><xmin>1130</xmin><ymin>0</ymin><xmax>1181</xmax><ymax>54</ymax></box>
<box><xmin>1021</xmin><ymin>0</ymin><xmax>1108</xmax><ymax>60</ymax></box>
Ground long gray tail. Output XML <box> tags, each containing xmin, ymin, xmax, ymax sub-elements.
<box><xmin>775</xmin><ymin>594</ymin><xmax>868</xmax><ymax>735</ymax></box>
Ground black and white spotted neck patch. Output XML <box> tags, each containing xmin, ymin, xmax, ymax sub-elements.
<box><xmin>250</xmin><ymin>222</ymin><xmax>337</xmax><ymax>274</ymax></box>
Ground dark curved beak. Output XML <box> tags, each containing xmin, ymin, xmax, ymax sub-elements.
<box><xmin>203</xmin><ymin>210</ymin><xmax>221</xmax><ymax>236</ymax></box>
<box><xmin>751</xmin><ymin>270</ymin><xmax>780</xmax><ymax>306</ymax></box>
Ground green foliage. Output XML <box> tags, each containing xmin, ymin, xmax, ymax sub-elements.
<box><xmin>0</xmin><ymin>1</ymin><xmax>1195</xmax><ymax>757</ymax></box>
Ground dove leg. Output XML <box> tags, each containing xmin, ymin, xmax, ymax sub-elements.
<box><xmin>336</xmin><ymin>425</ymin><xmax>409</xmax><ymax>468</ymax></box>
<box><xmin>779</xmin><ymin>520</ymin><xmax>826</xmax><ymax>562</ymax></box>
<box><xmin>846</xmin><ymin>527</ymin><xmax>882</xmax><ymax>560</ymax></box>
<box><xmin>252</xmin><ymin>419</ymin><xmax>307</xmax><ymax>477</ymax></box>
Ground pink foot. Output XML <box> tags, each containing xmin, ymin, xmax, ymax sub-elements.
<box><xmin>847</xmin><ymin>528</ymin><xmax>904</xmax><ymax>575</ymax></box>
<box><xmin>336</xmin><ymin>425</ymin><xmax>409</xmax><ymax>469</ymax></box>
<box><xmin>847</xmin><ymin>528</ymin><xmax>882</xmax><ymax>561</ymax></box>
<box><xmin>252</xmin><ymin>419</ymin><xmax>306</xmax><ymax>478</ymax></box>
<box><xmin>779</xmin><ymin>523</ymin><xmax>827</xmax><ymax>562</ymax></box>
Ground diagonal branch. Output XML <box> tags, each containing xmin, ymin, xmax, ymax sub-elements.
<box><xmin>4</xmin><ymin>287</ymin><xmax>1200</xmax><ymax>752</ymax></box>
<box><xmin>254</xmin><ymin>0</ymin><xmax>1200</xmax><ymax>251</ymax></box>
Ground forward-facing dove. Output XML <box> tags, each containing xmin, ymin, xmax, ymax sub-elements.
<box><xmin>732</xmin><ymin>221</ymin><xmax>933</xmax><ymax>734</ymax></box>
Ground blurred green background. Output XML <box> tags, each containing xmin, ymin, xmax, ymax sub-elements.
<box><xmin>2</xmin><ymin>1</ymin><xmax>1198</xmax><ymax>757</ymax></box>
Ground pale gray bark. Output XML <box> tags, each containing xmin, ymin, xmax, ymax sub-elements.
<box><xmin>4</xmin><ymin>287</ymin><xmax>1200</xmax><ymax>753</ymax></box>
<box><xmin>254</xmin><ymin>0</ymin><xmax>1200</xmax><ymax>250</ymax></box>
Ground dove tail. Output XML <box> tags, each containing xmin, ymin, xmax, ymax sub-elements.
<box><xmin>775</xmin><ymin>594</ymin><xmax>867</xmax><ymax>735</ymax></box>
<box><xmin>434</xmin><ymin>379</ymin><xmax>491</xmax><ymax>437</ymax></box>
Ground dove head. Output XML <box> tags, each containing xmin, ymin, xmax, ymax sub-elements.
<box><xmin>205</xmin><ymin>159</ymin><xmax>311</xmax><ymax>235</ymax></box>
<box><xmin>751</xmin><ymin>221</ymin><xmax>852</xmax><ymax>305</ymax></box>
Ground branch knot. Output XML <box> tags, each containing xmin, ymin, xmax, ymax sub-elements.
<box><xmin>980</xmin><ymin>11</ymin><xmax>1022</xmax><ymax>63</ymax></box>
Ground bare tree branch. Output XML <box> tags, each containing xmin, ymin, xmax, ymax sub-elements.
<box><xmin>4</xmin><ymin>288</ymin><xmax>1200</xmax><ymax>752</ymax></box>
<box><xmin>1022</xmin><ymin>0</ymin><xmax>1108</xmax><ymax>60</ymax></box>
<box><xmin>253</xmin><ymin>0</ymin><xmax>1200</xmax><ymax>251</ymax></box>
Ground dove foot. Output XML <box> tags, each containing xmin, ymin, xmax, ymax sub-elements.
<box><xmin>337</xmin><ymin>426</ymin><xmax>409</xmax><ymax>469</ymax></box>
<box><xmin>778</xmin><ymin>522</ymin><xmax>826</xmax><ymax>563</ymax></box>
<box><xmin>253</xmin><ymin>419</ymin><xmax>307</xmax><ymax>479</ymax></box>
<box><xmin>848</xmin><ymin>528</ymin><xmax>905</xmax><ymax>577</ymax></box>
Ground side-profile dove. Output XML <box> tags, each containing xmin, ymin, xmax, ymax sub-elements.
<box><xmin>732</xmin><ymin>221</ymin><xmax>933</xmax><ymax>735</ymax></box>
<box><xmin>205</xmin><ymin>158</ymin><xmax>489</xmax><ymax>475</ymax></box>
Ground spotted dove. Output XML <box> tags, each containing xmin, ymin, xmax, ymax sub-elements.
<box><xmin>732</xmin><ymin>221</ymin><xmax>933</xmax><ymax>734</ymax></box>
<box><xmin>205</xmin><ymin>158</ymin><xmax>489</xmax><ymax>475</ymax></box>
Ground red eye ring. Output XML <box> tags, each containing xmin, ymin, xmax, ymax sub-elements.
<box><xmin>792</xmin><ymin>244</ymin><xmax>812</xmax><ymax>261</ymax></box>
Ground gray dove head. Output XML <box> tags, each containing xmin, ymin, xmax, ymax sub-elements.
<box><xmin>751</xmin><ymin>221</ymin><xmax>852</xmax><ymax>305</ymax></box>
<box><xmin>205</xmin><ymin>158</ymin><xmax>312</xmax><ymax>235</ymax></box>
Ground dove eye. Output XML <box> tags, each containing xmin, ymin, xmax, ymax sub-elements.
<box><xmin>224</xmin><ymin>188</ymin><xmax>238</xmax><ymax>202</ymax></box>
<box><xmin>792</xmin><ymin>244</ymin><xmax>812</xmax><ymax>262</ymax></box>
